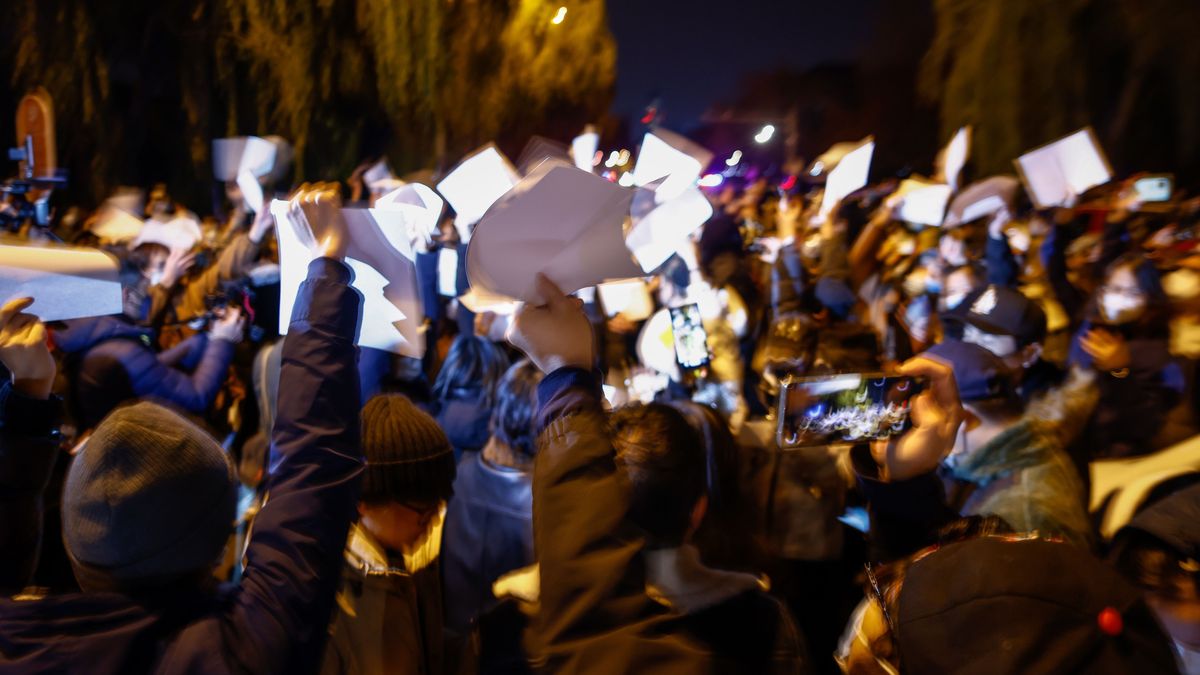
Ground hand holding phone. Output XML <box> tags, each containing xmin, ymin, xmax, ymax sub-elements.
<box><xmin>776</xmin><ymin>373</ymin><xmax>925</xmax><ymax>448</ymax></box>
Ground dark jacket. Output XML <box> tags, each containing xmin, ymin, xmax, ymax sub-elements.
<box><xmin>442</xmin><ymin>445</ymin><xmax>534</xmax><ymax>633</ymax></box>
<box><xmin>851</xmin><ymin>445</ymin><xmax>959</xmax><ymax>563</ymax></box>
<box><xmin>54</xmin><ymin>316</ymin><xmax>235</xmax><ymax>429</ymax></box>
<box><xmin>0</xmin><ymin>258</ymin><xmax>364</xmax><ymax>674</ymax></box>
<box><xmin>0</xmin><ymin>384</ymin><xmax>64</xmax><ymax>594</ymax></box>
<box><xmin>528</xmin><ymin>368</ymin><xmax>808</xmax><ymax>674</ymax></box>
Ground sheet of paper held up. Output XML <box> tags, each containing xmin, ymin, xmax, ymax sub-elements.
<box><xmin>0</xmin><ymin>244</ymin><xmax>122</xmax><ymax>321</ymax></box>
<box><xmin>631</xmin><ymin>128</ymin><xmax>714</xmax><ymax>201</ymax></box>
<box><xmin>214</xmin><ymin>136</ymin><xmax>277</xmax><ymax>213</ymax></box>
<box><xmin>937</xmin><ymin>126</ymin><xmax>971</xmax><ymax>192</ymax></box>
<box><xmin>466</xmin><ymin>164</ymin><xmax>645</xmax><ymax>304</ymax></box>
<box><xmin>890</xmin><ymin>179</ymin><xmax>953</xmax><ymax>227</ymax></box>
<box><xmin>943</xmin><ymin>176</ymin><xmax>1022</xmax><ymax>227</ymax></box>
<box><xmin>597</xmin><ymin>279</ymin><xmax>655</xmax><ymax>321</ymax></box>
<box><xmin>572</xmin><ymin>131</ymin><xmax>600</xmax><ymax>172</ymax></box>
<box><xmin>271</xmin><ymin>199</ymin><xmax>424</xmax><ymax>357</ymax></box>
<box><xmin>819</xmin><ymin>137</ymin><xmax>875</xmax><ymax>218</ymax></box>
<box><xmin>437</xmin><ymin>145</ymin><xmax>520</xmax><ymax>243</ymax></box>
<box><xmin>374</xmin><ymin>183</ymin><xmax>444</xmax><ymax>253</ymax></box>
<box><xmin>625</xmin><ymin>184</ymin><xmax>713</xmax><ymax>273</ymax></box>
<box><xmin>1015</xmin><ymin>127</ymin><xmax>1112</xmax><ymax>209</ymax></box>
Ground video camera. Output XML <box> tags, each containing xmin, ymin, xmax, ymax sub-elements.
<box><xmin>2</xmin><ymin>135</ymin><xmax>68</xmax><ymax>229</ymax></box>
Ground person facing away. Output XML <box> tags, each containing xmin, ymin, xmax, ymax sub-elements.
<box><xmin>0</xmin><ymin>184</ymin><xmax>365</xmax><ymax>674</ymax></box>
<box><xmin>442</xmin><ymin>359</ymin><xmax>544</xmax><ymax>635</ymax></box>
<box><xmin>506</xmin><ymin>274</ymin><xmax>811</xmax><ymax>674</ymax></box>
<box><xmin>321</xmin><ymin>394</ymin><xmax>457</xmax><ymax>675</ymax></box>
<box><xmin>433</xmin><ymin>334</ymin><xmax>510</xmax><ymax>460</ymax></box>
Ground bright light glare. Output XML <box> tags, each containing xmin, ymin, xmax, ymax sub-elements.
<box><xmin>592</xmin><ymin>150</ymin><xmax>603</xmax><ymax>167</ymax></box>
<box><xmin>605</xmin><ymin>150</ymin><xmax>620</xmax><ymax>168</ymax></box>
<box><xmin>725</xmin><ymin>150</ymin><xmax>742</xmax><ymax>167</ymax></box>
<box><xmin>618</xmin><ymin>149</ymin><xmax>631</xmax><ymax>165</ymax></box>
<box><xmin>810</xmin><ymin>160</ymin><xmax>825</xmax><ymax>176</ymax></box>
<box><xmin>551</xmin><ymin>6</ymin><xmax>567</xmax><ymax>24</ymax></box>
<box><xmin>755</xmin><ymin>124</ymin><xmax>776</xmax><ymax>143</ymax></box>
<box><xmin>699</xmin><ymin>173</ymin><xmax>724</xmax><ymax>188</ymax></box>
<box><xmin>618</xmin><ymin>171</ymin><xmax>635</xmax><ymax>187</ymax></box>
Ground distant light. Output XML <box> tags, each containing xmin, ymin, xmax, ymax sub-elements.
<box><xmin>617</xmin><ymin>149</ymin><xmax>631</xmax><ymax>166</ymax></box>
<box><xmin>699</xmin><ymin>173</ymin><xmax>724</xmax><ymax>188</ymax></box>
<box><xmin>551</xmin><ymin>6</ymin><xmax>567</xmax><ymax>24</ymax></box>
<box><xmin>780</xmin><ymin>175</ymin><xmax>797</xmax><ymax>191</ymax></box>
<box><xmin>755</xmin><ymin>124</ymin><xmax>776</xmax><ymax>144</ymax></box>
<box><xmin>809</xmin><ymin>160</ymin><xmax>824</xmax><ymax>176</ymax></box>
<box><xmin>605</xmin><ymin>150</ymin><xmax>620</xmax><ymax>168</ymax></box>
<box><xmin>618</xmin><ymin>172</ymin><xmax>635</xmax><ymax>187</ymax></box>
<box><xmin>592</xmin><ymin>150</ymin><xmax>603</xmax><ymax>167</ymax></box>
<box><xmin>725</xmin><ymin>150</ymin><xmax>742</xmax><ymax>167</ymax></box>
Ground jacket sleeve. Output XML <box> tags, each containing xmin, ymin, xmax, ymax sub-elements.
<box><xmin>851</xmin><ymin>446</ymin><xmax>958</xmax><ymax>562</ymax></box>
<box><xmin>0</xmin><ymin>383</ymin><xmax>64</xmax><ymax>594</ymax></box>
<box><xmin>156</xmin><ymin>333</ymin><xmax>208</xmax><ymax>369</ymax></box>
<box><xmin>1040</xmin><ymin>225</ymin><xmax>1086</xmax><ymax>324</ymax></box>
<box><xmin>219</xmin><ymin>257</ymin><xmax>363</xmax><ymax>673</ymax></box>
<box><xmin>138</xmin><ymin>335</ymin><xmax>236</xmax><ymax>413</ymax></box>
<box><xmin>177</xmin><ymin>233</ymin><xmax>261</xmax><ymax>321</ymax></box>
<box><xmin>529</xmin><ymin>367</ymin><xmax>656</xmax><ymax>664</ymax></box>
<box><xmin>985</xmin><ymin>234</ymin><xmax>1018</xmax><ymax>288</ymax></box>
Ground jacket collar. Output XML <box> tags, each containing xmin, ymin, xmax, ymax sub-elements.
<box><xmin>344</xmin><ymin>508</ymin><xmax>446</xmax><ymax>578</ymax></box>
<box><xmin>950</xmin><ymin>418</ymin><xmax>1056</xmax><ymax>483</ymax></box>
<box><xmin>644</xmin><ymin>544</ymin><xmax>767</xmax><ymax>614</ymax></box>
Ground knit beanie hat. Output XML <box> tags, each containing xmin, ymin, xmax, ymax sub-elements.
<box><xmin>63</xmin><ymin>402</ymin><xmax>237</xmax><ymax>586</ymax></box>
<box><xmin>361</xmin><ymin>394</ymin><xmax>456</xmax><ymax>504</ymax></box>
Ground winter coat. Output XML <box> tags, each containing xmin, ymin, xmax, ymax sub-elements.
<box><xmin>442</xmin><ymin>443</ymin><xmax>534</xmax><ymax>633</ymax></box>
<box><xmin>53</xmin><ymin>316</ymin><xmax>235</xmax><ymax>429</ymax></box>
<box><xmin>321</xmin><ymin>523</ymin><xmax>446</xmax><ymax>675</ymax></box>
<box><xmin>0</xmin><ymin>258</ymin><xmax>364</xmax><ymax>674</ymax></box>
<box><xmin>528</xmin><ymin>367</ymin><xmax>810</xmax><ymax>674</ymax></box>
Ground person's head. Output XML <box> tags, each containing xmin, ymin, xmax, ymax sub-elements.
<box><xmin>63</xmin><ymin>403</ymin><xmax>238</xmax><ymax>595</ymax></box>
<box><xmin>938</xmin><ymin>264</ymin><xmax>982</xmax><ymax>312</ymax></box>
<box><xmin>943</xmin><ymin>285</ymin><xmax>1046</xmax><ymax>370</ymax></box>
<box><xmin>433</xmin><ymin>334</ymin><xmax>511</xmax><ymax>408</ymax></box>
<box><xmin>1097</xmin><ymin>254</ymin><xmax>1168</xmax><ymax>327</ymax></box>
<box><xmin>610</xmin><ymin>403</ymin><xmax>707</xmax><ymax>549</ymax></box>
<box><xmin>488</xmin><ymin>359</ymin><xmax>545</xmax><ymax>462</ymax></box>
<box><xmin>129</xmin><ymin>242</ymin><xmax>171</xmax><ymax>285</ymax></box>
<box><xmin>359</xmin><ymin>394</ymin><xmax>456</xmax><ymax>553</ymax></box>
<box><xmin>924</xmin><ymin>339</ymin><xmax>1023</xmax><ymax>467</ymax></box>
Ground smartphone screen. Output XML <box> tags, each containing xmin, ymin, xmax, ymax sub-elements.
<box><xmin>776</xmin><ymin>373</ymin><xmax>924</xmax><ymax>448</ymax></box>
<box><xmin>1134</xmin><ymin>175</ymin><xmax>1173</xmax><ymax>203</ymax></box>
<box><xmin>668</xmin><ymin>304</ymin><xmax>710</xmax><ymax>371</ymax></box>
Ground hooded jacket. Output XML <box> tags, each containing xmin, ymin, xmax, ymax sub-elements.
<box><xmin>53</xmin><ymin>316</ymin><xmax>234</xmax><ymax>429</ymax></box>
<box><xmin>0</xmin><ymin>258</ymin><xmax>363</xmax><ymax>674</ymax></box>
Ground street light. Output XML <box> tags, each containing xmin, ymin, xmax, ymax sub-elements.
<box><xmin>755</xmin><ymin>124</ymin><xmax>775</xmax><ymax>144</ymax></box>
<box><xmin>725</xmin><ymin>150</ymin><xmax>742</xmax><ymax>167</ymax></box>
<box><xmin>551</xmin><ymin>6</ymin><xmax>567</xmax><ymax>24</ymax></box>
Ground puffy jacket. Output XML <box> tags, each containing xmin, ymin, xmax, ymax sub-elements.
<box><xmin>0</xmin><ymin>258</ymin><xmax>364</xmax><ymax>674</ymax></box>
<box><xmin>53</xmin><ymin>316</ymin><xmax>235</xmax><ymax>429</ymax></box>
<box><xmin>528</xmin><ymin>367</ymin><xmax>809</xmax><ymax>674</ymax></box>
<box><xmin>442</xmin><ymin>443</ymin><xmax>534</xmax><ymax>633</ymax></box>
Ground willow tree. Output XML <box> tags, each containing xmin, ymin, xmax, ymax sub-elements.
<box><xmin>4</xmin><ymin>0</ymin><xmax>616</xmax><ymax>209</ymax></box>
<box><xmin>920</xmin><ymin>0</ymin><xmax>1200</xmax><ymax>179</ymax></box>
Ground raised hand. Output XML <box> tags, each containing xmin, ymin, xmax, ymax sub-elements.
<box><xmin>0</xmin><ymin>298</ymin><xmax>55</xmax><ymax>399</ymax></box>
<box><xmin>209</xmin><ymin>306</ymin><xmax>247</xmax><ymax>344</ymax></box>
<box><xmin>1081</xmin><ymin>329</ymin><xmax>1131</xmax><ymax>372</ymax></box>
<box><xmin>507</xmin><ymin>274</ymin><xmax>594</xmax><ymax>375</ymax></box>
<box><xmin>287</xmin><ymin>183</ymin><xmax>348</xmax><ymax>261</ymax></box>
<box><xmin>248</xmin><ymin>202</ymin><xmax>277</xmax><ymax>245</ymax></box>
<box><xmin>159</xmin><ymin>248</ymin><xmax>197</xmax><ymax>289</ymax></box>
<box><xmin>870</xmin><ymin>356</ymin><xmax>964</xmax><ymax>482</ymax></box>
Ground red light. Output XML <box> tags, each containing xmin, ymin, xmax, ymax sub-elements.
<box><xmin>780</xmin><ymin>175</ymin><xmax>797</xmax><ymax>191</ymax></box>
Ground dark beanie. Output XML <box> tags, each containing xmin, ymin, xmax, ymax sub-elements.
<box><xmin>361</xmin><ymin>395</ymin><xmax>456</xmax><ymax>504</ymax></box>
<box><xmin>63</xmin><ymin>402</ymin><xmax>237</xmax><ymax>585</ymax></box>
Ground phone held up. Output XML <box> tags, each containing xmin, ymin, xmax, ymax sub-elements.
<box><xmin>669</xmin><ymin>303</ymin><xmax>710</xmax><ymax>377</ymax></box>
<box><xmin>776</xmin><ymin>373</ymin><xmax>927</xmax><ymax>449</ymax></box>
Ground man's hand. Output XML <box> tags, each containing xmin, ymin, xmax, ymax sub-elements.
<box><xmin>209</xmin><ymin>306</ymin><xmax>246</xmax><ymax>344</ymax></box>
<box><xmin>507</xmin><ymin>274</ymin><xmax>594</xmax><ymax>374</ymax></box>
<box><xmin>0</xmin><ymin>298</ymin><xmax>55</xmax><ymax>399</ymax></box>
<box><xmin>248</xmin><ymin>203</ymin><xmax>276</xmax><ymax>245</ymax></box>
<box><xmin>1081</xmin><ymin>329</ymin><xmax>1131</xmax><ymax>372</ymax></box>
<box><xmin>287</xmin><ymin>183</ymin><xmax>348</xmax><ymax>261</ymax></box>
<box><xmin>159</xmin><ymin>248</ymin><xmax>197</xmax><ymax>289</ymax></box>
<box><xmin>870</xmin><ymin>356</ymin><xmax>964</xmax><ymax>482</ymax></box>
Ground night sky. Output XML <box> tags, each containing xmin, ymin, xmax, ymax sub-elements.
<box><xmin>606</xmin><ymin>0</ymin><xmax>884</xmax><ymax>132</ymax></box>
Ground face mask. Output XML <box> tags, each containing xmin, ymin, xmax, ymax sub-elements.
<box><xmin>942</xmin><ymin>292</ymin><xmax>967</xmax><ymax>311</ymax></box>
<box><xmin>148</xmin><ymin>270</ymin><xmax>164</xmax><ymax>287</ymax></box>
<box><xmin>1100</xmin><ymin>292</ymin><xmax>1146</xmax><ymax>324</ymax></box>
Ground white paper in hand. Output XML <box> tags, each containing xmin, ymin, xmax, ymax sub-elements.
<box><xmin>1015</xmin><ymin>127</ymin><xmax>1112</xmax><ymax>209</ymax></box>
<box><xmin>631</xmin><ymin>129</ymin><xmax>714</xmax><ymax>201</ymax></box>
<box><xmin>437</xmin><ymin>145</ymin><xmax>520</xmax><ymax>243</ymax></box>
<box><xmin>0</xmin><ymin>244</ymin><xmax>122</xmax><ymax>321</ymax></box>
<box><xmin>572</xmin><ymin>132</ymin><xmax>599</xmax><ymax>172</ymax></box>
<box><xmin>944</xmin><ymin>176</ymin><xmax>1021</xmax><ymax>227</ymax></box>
<box><xmin>237</xmin><ymin>170</ymin><xmax>265</xmax><ymax>213</ymax></box>
<box><xmin>271</xmin><ymin>199</ymin><xmax>425</xmax><ymax>357</ymax></box>
<box><xmin>438</xmin><ymin>247</ymin><xmax>458</xmax><ymax>297</ymax></box>
<box><xmin>375</xmin><ymin>183</ymin><xmax>444</xmax><ymax>253</ymax></box>
<box><xmin>466</xmin><ymin>165</ymin><xmax>644</xmax><ymax>303</ymax></box>
<box><xmin>891</xmin><ymin>179</ymin><xmax>952</xmax><ymax>227</ymax></box>
<box><xmin>131</xmin><ymin>215</ymin><xmax>202</xmax><ymax>252</ymax></box>
<box><xmin>626</xmin><ymin>185</ymin><xmax>713</xmax><ymax>272</ymax></box>
<box><xmin>212</xmin><ymin>136</ymin><xmax>277</xmax><ymax>182</ymax></box>
<box><xmin>597</xmin><ymin>279</ymin><xmax>654</xmax><ymax>321</ymax></box>
<box><xmin>819</xmin><ymin>137</ymin><xmax>875</xmax><ymax>217</ymax></box>
<box><xmin>938</xmin><ymin>126</ymin><xmax>971</xmax><ymax>192</ymax></box>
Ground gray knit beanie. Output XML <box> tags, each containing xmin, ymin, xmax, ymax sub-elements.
<box><xmin>63</xmin><ymin>402</ymin><xmax>238</xmax><ymax>585</ymax></box>
<box><xmin>361</xmin><ymin>395</ymin><xmax>456</xmax><ymax>505</ymax></box>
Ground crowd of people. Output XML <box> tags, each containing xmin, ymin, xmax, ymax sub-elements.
<box><xmin>0</xmin><ymin>128</ymin><xmax>1199</xmax><ymax>675</ymax></box>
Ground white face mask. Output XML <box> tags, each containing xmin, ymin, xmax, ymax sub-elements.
<box><xmin>942</xmin><ymin>292</ymin><xmax>967</xmax><ymax>311</ymax></box>
<box><xmin>148</xmin><ymin>270</ymin><xmax>164</xmax><ymax>287</ymax></box>
<box><xmin>1100</xmin><ymin>292</ymin><xmax>1145</xmax><ymax>324</ymax></box>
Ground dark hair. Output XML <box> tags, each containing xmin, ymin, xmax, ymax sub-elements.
<box><xmin>1099</xmin><ymin>252</ymin><xmax>1170</xmax><ymax>336</ymax></box>
<box><xmin>433</xmin><ymin>334</ymin><xmax>510</xmax><ymax>408</ymax></box>
<box><xmin>489</xmin><ymin>360</ymin><xmax>544</xmax><ymax>458</ymax></box>
<box><xmin>610</xmin><ymin>403</ymin><xmax>705</xmax><ymax>547</ymax></box>
<box><xmin>1112</xmin><ymin>529</ymin><xmax>1200</xmax><ymax>603</ymax></box>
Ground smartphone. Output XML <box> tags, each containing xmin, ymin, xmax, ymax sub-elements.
<box><xmin>1134</xmin><ymin>175</ymin><xmax>1173</xmax><ymax>203</ymax></box>
<box><xmin>776</xmin><ymin>373</ymin><xmax>925</xmax><ymax>448</ymax></box>
<box><xmin>668</xmin><ymin>304</ymin><xmax>710</xmax><ymax>371</ymax></box>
